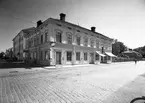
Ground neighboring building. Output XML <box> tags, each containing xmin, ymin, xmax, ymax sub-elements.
<box><xmin>5</xmin><ymin>47</ymin><xmax>13</xmax><ymax>58</ymax></box>
<box><xmin>13</xmin><ymin>27</ymin><xmax>36</xmax><ymax>60</ymax></box>
<box><xmin>122</xmin><ymin>50</ymin><xmax>142</xmax><ymax>59</ymax></box>
<box><xmin>23</xmin><ymin>13</ymin><xmax>115</xmax><ymax>66</ymax></box>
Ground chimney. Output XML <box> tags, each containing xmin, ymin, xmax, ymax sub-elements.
<box><xmin>37</xmin><ymin>20</ymin><xmax>43</xmax><ymax>27</ymax></box>
<box><xmin>91</xmin><ymin>27</ymin><xmax>96</xmax><ymax>32</ymax></box>
<box><xmin>60</xmin><ymin>13</ymin><xmax>66</xmax><ymax>21</ymax></box>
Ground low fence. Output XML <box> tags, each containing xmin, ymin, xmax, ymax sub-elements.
<box><xmin>112</xmin><ymin>57</ymin><xmax>135</xmax><ymax>62</ymax></box>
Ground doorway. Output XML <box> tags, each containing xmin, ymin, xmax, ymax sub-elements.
<box><xmin>56</xmin><ymin>51</ymin><xmax>61</xmax><ymax>64</ymax></box>
<box><xmin>90</xmin><ymin>53</ymin><xmax>94</xmax><ymax>64</ymax></box>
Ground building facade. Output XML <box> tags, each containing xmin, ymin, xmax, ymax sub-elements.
<box><xmin>13</xmin><ymin>27</ymin><xmax>36</xmax><ymax>60</ymax></box>
<box><xmin>5</xmin><ymin>47</ymin><xmax>13</xmax><ymax>58</ymax></box>
<box><xmin>23</xmin><ymin>13</ymin><xmax>115</xmax><ymax>66</ymax></box>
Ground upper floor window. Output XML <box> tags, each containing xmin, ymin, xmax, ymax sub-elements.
<box><xmin>66</xmin><ymin>32</ymin><xmax>72</xmax><ymax>44</ymax></box>
<box><xmin>41</xmin><ymin>34</ymin><xmax>43</xmax><ymax>44</ymax></box>
<box><xmin>96</xmin><ymin>39</ymin><xmax>99</xmax><ymax>48</ymax></box>
<box><xmin>45</xmin><ymin>30</ymin><xmax>48</xmax><ymax>42</ymax></box>
<box><xmin>34</xmin><ymin>36</ymin><xmax>37</xmax><ymax>46</ymax></box>
<box><xmin>90</xmin><ymin>38</ymin><xmax>94</xmax><ymax>47</ymax></box>
<box><xmin>56</xmin><ymin>30</ymin><xmax>62</xmax><ymax>43</ymax></box>
<box><xmin>76</xmin><ymin>35</ymin><xmax>81</xmax><ymax>45</ymax></box>
<box><xmin>84</xmin><ymin>36</ymin><xmax>88</xmax><ymax>47</ymax></box>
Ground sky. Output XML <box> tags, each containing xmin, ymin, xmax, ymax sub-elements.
<box><xmin>0</xmin><ymin>0</ymin><xmax>145</xmax><ymax>52</ymax></box>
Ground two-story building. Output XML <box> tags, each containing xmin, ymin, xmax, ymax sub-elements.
<box><xmin>24</xmin><ymin>13</ymin><xmax>115</xmax><ymax>66</ymax></box>
<box><xmin>13</xmin><ymin>27</ymin><xmax>36</xmax><ymax>60</ymax></box>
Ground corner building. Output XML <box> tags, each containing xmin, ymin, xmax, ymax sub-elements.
<box><xmin>24</xmin><ymin>13</ymin><xmax>115</xmax><ymax>66</ymax></box>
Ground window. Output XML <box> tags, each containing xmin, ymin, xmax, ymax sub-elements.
<box><xmin>66</xmin><ymin>32</ymin><xmax>72</xmax><ymax>44</ymax></box>
<box><xmin>41</xmin><ymin>35</ymin><xmax>43</xmax><ymax>44</ymax></box>
<box><xmin>56</xmin><ymin>31</ymin><xmax>62</xmax><ymax>43</ymax></box>
<box><xmin>40</xmin><ymin>51</ymin><xmax>43</xmax><ymax>60</ymax></box>
<box><xmin>84</xmin><ymin>52</ymin><xmax>87</xmax><ymax>61</ymax></box>
<box><xmin>34</xmin><ymin>52</ymin><xmax>36</xmax><ymax>59</ymax></box>
<box><xmin>76</xmin><ymin>52</ymin><xmax>80</xmax><ymax>61</ymax></box>
<box><xmin>30</xmin><ymin>53</ymin><xmax>33</xmax><ymax>59</ymax></box>
<box><xmin>67</xmin><ymin>51</ymin><xmax>72</xmax><ymax>61</ymax></box>
<box><xmin>45</xmin><ymin>30</ymin><xmax>48</xmax><ymax>42</ymax></box>
<box><xmin>107</xmin><ymin>56</ymin><xmax>111</xmax><ymax>60</ymax></box>
<box><xmin>45</xmin><ymin>50</ymin><xmax>49</xmax><ymax>60</ymax></box>
<box><xmin>76</xmin><ymin>36</ymin><xmax>81</xmax><ymax>45</ymax></box>
<box><xmin>45</xmin><ymin>33</ymin><xmax>48</xmax><ymax>42</ymax></box>
<box><xmin>96</xmin><ymin>39</ymin><xmax>99</xmax><ymax>49</ymax></box>
<box><xmin>84</xmin><ymin>36</ymin><xmax>88</xmax><ymax>47</ymax></box>
<box><xmin>34</xmin><ymin>36</ymin><xmax>37</xmax><ymax>46</ymax></box>
<box><xmin>101</xmin><ymin>47</ymin><xmax>104</xmax><ymax>54</ymax></box>
<box><xmin>95</xmin><ymin>54</ymin><xmax>99</xmax><ymax>60</ymax></box>
<box><xmin>90</xmin><ymin>38</ymin><xmax>94</xmax><ymax>47</ymax></box>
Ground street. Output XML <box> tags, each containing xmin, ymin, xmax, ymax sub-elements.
<box><xmin>0</xmin><ymin>61</ymin><xmax>145</xmax><ymax>103</ymax></box>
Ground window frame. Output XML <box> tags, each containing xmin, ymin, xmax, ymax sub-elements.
<box><xmin>66</xmin><ymin>32</ymin><xmax>73</xmax><ymax>44</ymax></box>
<box><xmin>55</xmin><ymin>30</ymin><xmax>62</xmax><ymax>43</ymax></box>
<box><xmin>66</xmin><ymin>51</ymin><xmax>72</xmax><ymax>61</ymax></box>
<box><xmin>84</xmin><ymin>52</ymin><xmax>88</xmax><ymax>61</ymax></box>
<box><xmin>76</xmin><ymin>35</ymin><xmax>81</xmax><ymax>45</ymax></box>
<box><xmin>76</xmin><ymin>52</ymin><xmax>80</xmax><ymax>61</ymax></box>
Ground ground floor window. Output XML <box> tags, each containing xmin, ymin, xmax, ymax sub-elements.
<box><xmin>95</xmin><ymin>54</ymin><xmax>99</xmax><ymax>60</ymax></box>
<box><xmin>40</xmin><ymin>51</ymin><xmax>43</xmax><ymax>60</ymax></box>
<box><xmin>76</xmin><ymin>52</ymin><xmax>80</xmax><ymax>61</ymax></box>
<box><xmin>107</xmin><ymin>56</ymin><xmax>111</xmax><ymax>60</ymax></box>
<box><xmin>67</xmin><ymin>51</ymin><xmax>72</xmax><ymax>61</ymax></box>
<box><xmin>30</xmin><ymin>53</ymin><xmax>33</xmax><ymax>59</ymax></box>
<box><xmin>84</xmin><ymin>52</ymin><xmax>87</xmax><ymax>61</ymax></box>
<box><xmin>45</xmin><ymin>50</ymin><xmax>49</xmax><ymax>60</ymax></box>
<box><xmin>33</xmin><ymin>52</ymin><xmax>36</xmax><ymax>59</ymax></box>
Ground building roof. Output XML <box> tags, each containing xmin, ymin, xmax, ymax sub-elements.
<box><xmin>12</xmin><ymin>27</ymin><xmax>36</xmax><ymax>41</ymax></box>
<box><xmin>51</xmin><ymin>18</ymin><xmax>113</xmax><ymax>41</ymax></box>
<box><xmin>36</xmin><ymin>17</ymin><xmax>113</xmax><ymax>41</ymax></box>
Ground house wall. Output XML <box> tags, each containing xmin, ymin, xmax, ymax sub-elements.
<box><xmin>24</xmin><ymin>17</ymin><xmax>113</xmax><ymax>66</ymax></box>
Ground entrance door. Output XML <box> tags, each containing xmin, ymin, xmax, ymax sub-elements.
<box><xmin>90</xmin><ymin>53</ymin><xmax>94</xmax><ymax>64</ymax></box>
<box><xmin>56</xmin><ymin>51</ymin><xmax>61</xmax><ymax>64</ymax></box>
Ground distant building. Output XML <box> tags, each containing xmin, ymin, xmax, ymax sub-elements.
<box><xmin>5</xmin><ymin>47</ymin><xmax>13</xmax><ymax>58</ymax></box>
<box><xmin>23</xmin><ymin>13</ymin><xmax>115</xmax><ymax>65</ymax></box>
<box><xmin>12</xmin><ymin>27</ymin><xmax>36</xmax><ymax>60</ymax></box>
<box><xmin>122</xmin><ymin>50</ymin><xmax>142</xmax><ymax>59</ymax></box>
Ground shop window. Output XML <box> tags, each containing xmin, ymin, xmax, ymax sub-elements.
<box><xmin>76</xmin><ymin>52</ymin><xmax>80</xmax><ymax>61</ymax></box>
<box><xmin>95</xmin><ymin>54</ymin><xmax>99</xmax><ymax>60</ymax></box>
<box><xmin>108</xmin><ymin>56</ymin><xmax>111</xmax><ymax>60</ymax></box>
<box><xmin>84</xmin><ymin>52</ymin><xmax>87</xmax><ymax>61</ymax></box>
<box><xmin>45</xmin><ymin>51</ymin><xmax>49</xmax><ymax>60</ymax></box>
<box><xmin>67</xmin><ymin>51</ymin><xmax>72</xmax><ymax>61</ymax></box>
<box><xmin>40</xmin><ymin>51</ymin><xmax>43</xmax><ymax>60</ymax></box>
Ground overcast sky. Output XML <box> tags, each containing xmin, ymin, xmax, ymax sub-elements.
<box><xmin>0</xmin><ymin>0</ymin><xmax>145</xmax><ymax>52</ymax></box>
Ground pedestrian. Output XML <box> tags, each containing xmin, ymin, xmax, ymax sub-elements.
<box><xmin>134</xmin><ymin>59</ymin><xmax>137</xmax><ymax>64</ymax></box>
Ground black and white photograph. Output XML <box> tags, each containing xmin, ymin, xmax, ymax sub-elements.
<box><xmin>0</xmin><ymin>0</ymin><xmax>145</xmax><ymax>103</ymax></box>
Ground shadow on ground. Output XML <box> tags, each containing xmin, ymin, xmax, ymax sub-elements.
<box><xmin>0</xmin><ymin>62</ymin><xmax>45</xmax><ymax>69</ymax></box>
<box><xmin>102</xmin><ymin>73</ymin><xmax>145</xmax><ymax>103</ymax></box>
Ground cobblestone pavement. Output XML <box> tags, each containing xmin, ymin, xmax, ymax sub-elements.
<box><xmin>0</xmin><ymin>61</ymin><xmax>145</xmax><ymax>103</ymax></box>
